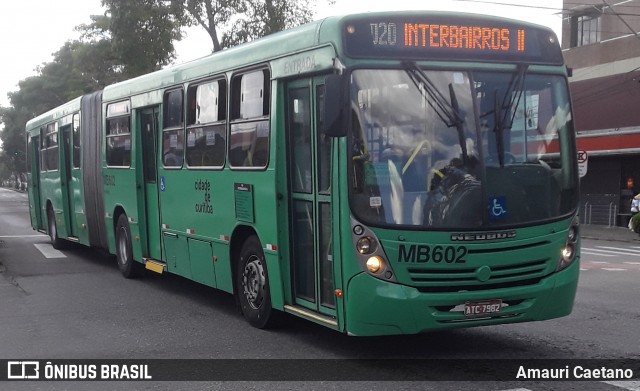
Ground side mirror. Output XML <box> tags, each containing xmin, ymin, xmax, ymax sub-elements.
<box><xmin>323</xmin><ymin>74</ymin><xmax>347</xmax><ymax>137</ymax></box>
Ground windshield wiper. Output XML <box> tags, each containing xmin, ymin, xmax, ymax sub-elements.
<box><xmin>448</xmin><ymin>83</ymin><xmax>468</xmax><ymax>166</ymax></box>
<box><xmin>494</xmin><ymin>64</ymin><xmax>528</xmax><ymax>167</ymax></box>
<box><xmin>402</xmin><ymin>61</ymin><xmax>468</xmax><ymax>164</ymax></box>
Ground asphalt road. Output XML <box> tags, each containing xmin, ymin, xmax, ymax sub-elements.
<box><xmin>0</xmin><ymin>188</ymin><xmax>638</xmax><ymax>391</ymax></box>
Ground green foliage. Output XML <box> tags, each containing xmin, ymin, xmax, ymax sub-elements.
<box><xmin>177</xmin><ymin>0</ymin><xmax>334</xmax><ymax>52</ymax></box>
<box><xmin>1</xmin><ymin>0</ymin><xmax>333</xmax><ymax>175</ymax></box>
<box><xmin>0</xmin><ymin>105</ymin><xmax>28</xmax><ymax>175</ymax></box>
<box><xmin>631</xmin><ymin>213</ymin><xmax>640</xmax><ymax>233</ymax></box>
<box><xmin>101</xmin><ymin>0</ymin><xmax>182</xmax><ymax>77</ymax></box>
<box><xmin>221</xmin><ymin>0</ymin><xmax>312</xmax><ymax>47</ymax></box>
<box><xmin>0</xmin><ymin>36</ymin><xmax>126</xmax><ymax>176</ymax></box>
<box><xmin>175</xmin><ymin>0</ymin><xmax>244</xmax><ymax>52</ymax></box>
<box><xmin>1</xmin><ymin>1</ymin><xmax>181</xmax><ymax>170</ymax></box>
<box><xmin>0</xmin><ymin>157</ymin><xmax>10</xmax><ymax>181</ymax></box>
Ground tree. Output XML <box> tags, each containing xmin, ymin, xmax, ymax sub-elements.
<box><xmin>221</xmin><ymin>0</ymin><xmax>313</xmax><ymax>47</ymax></box>
<box><xmin>100</xmin><ymin>0</ymin><xmax>183</xmax><ymax>77</ymax></box>
<box><xmin>1</xmin><ymin>1</ymin><xmax>183</xmax><ymax>171</ymax></box>
<box><xmin>0</xmin><ymin>105</ymin><xmax>29</xmax><ymax>175</ymax></box>
<box><xmin>7</xmin><ymin>37</ymin><xmax>122</xmax><ymax>119</ymax></box>
<box><xmin>176</xmin><ymin>0</ymin><xmax>333</xmax><ymax>52</ymax></box>
<box><xmin>0</xmin><ymin>155</ymin><xmax>10</xmax><ymax>183</ymax></box>
<box><xmin>0</xmin><ymin>36</ymin><xmax>122</xmax><ymax>177</ymax></box>
<box><xmin>1</xmin><ymin>0</ymin><xmax>334</xmax><ymax>172</ymax></box>
<box><xmin>174</xmin><ymin>0</ymin><xmax>244</xmax><ymax>52</ymax></box>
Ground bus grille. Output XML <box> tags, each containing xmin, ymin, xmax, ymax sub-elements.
<box><xmin>407</xmin><ymin>258</ymin><xmax>551</xmax><ymax>293</ymax></box>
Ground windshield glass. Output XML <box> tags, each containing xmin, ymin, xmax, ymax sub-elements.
<box><xmin>349</xmin><ymin>68</ymin><xmax>578</xmax><ymax>229</ymax></box>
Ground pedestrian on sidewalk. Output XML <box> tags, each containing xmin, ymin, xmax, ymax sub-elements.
<box><xmin>629</xmin><ymin>194</ymin><xmax>640</xmax><ymax>232</ymax></box>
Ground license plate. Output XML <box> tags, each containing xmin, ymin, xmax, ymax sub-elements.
<box><xmin>464</xmin><ymin>299</ymin><xmax>502</xmax><ymax>316</ymax></box>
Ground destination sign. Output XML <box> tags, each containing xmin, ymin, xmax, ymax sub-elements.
<box><xmin>343</xmin><ymin>15</ymin><xmax>563</xmax><ymax>65</ymax></box>
<box><xmin>106</xmin><ymin>101</ymin><xmax>131</xmax><ymax>118</ymax></box>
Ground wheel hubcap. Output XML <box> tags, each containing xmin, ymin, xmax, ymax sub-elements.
<box><xmin>242</xmin><ymin>255</ymin><xmax>265</xmax><ymax>310</ymax></box>
<box><xmin>48</xmin><ymin>213</ymin><xmax>56</xmax><ymax>242</ymax></box>
<box><xmin>117</xmin><ymin>227</ymin><xmax>128</xmax><ymax>266</ymax></box>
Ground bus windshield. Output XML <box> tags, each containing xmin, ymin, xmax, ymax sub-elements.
<box><xmin>349</xmin><ymin>68</ymin><xmax>578</xmax><ymax>229</ymax></box>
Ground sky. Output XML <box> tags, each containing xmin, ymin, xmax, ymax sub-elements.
<box><xmin>0</xmin><ymin>0</ymin><xmax>563</xmax><ymax>108</ymax></box>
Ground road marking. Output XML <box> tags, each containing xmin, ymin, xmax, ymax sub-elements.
<box><xmin>595</xmin><ymin>246</ymin><xmax>640</xmax><ymax>255</ymax></box>
<box><xmin>33</xmin><ymin>243</ymin><xmax>66</xmax><ymax>259</ymax></box>
<box><xmin>624</xmin><ymin>262</ymin><xmax>640</xmax><ymax>265</ymax></box>
<box><xmin>596</xmin><ymin>246</ymin><xmax>640</xmax><ymax>253</ymax></box>
<box><xmin>580</xmin><ymin>261</ymin><xmax>640</xmax><ymax>271</ymax></box>
<box><xmin>581</xmin><ymin>250</ymin><xmax>616</xmax><ymax>257</ymax></box>
<box><xmin>603</xmin><ymin>381</ymin><xmax>640</xmax><ymax>391</ymax></box>
<box><xmin>584</xmin><ymin>248</ymin><xmax>640</xmax><ymax>256</ymax></box>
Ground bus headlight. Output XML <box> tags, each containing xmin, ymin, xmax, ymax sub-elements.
<box><xmin>557</xmin><ymin>217</ymin><xmax>579</xmax><ymax>271</ymax></box>
<box><xmin>351</xmin><ymin>216</ymin><xmax>396</xmax><ymax>282</ymax></box>
<box><xmin>561</xmin><ymin>244</ymin><xmax>574</xmax><ymax>261</ymax></box>
<box><xmin>357</xmin><ymin>237</ymin><xmax>377</xmax><ymax>254</ymax></box>
<box><xmin>366</xmin><ymin>256</ymin><xmax>384</xmax><ymax>274</ymax></box>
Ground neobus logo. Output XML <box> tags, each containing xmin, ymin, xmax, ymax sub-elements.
<box><xmin>451</xmin><ymin>230</ymin><xmax>517</xmax><ymax>242</ymax></box>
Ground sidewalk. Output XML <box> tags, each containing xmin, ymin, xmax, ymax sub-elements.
<box><xmin>580</xmin><ymin>224</ymin><xmax>640</xmax><ymax>243</ymax></box>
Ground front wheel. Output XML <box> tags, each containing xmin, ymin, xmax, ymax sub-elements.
<box><xmin>236</xmin><ymin>236</ymin><xmax>277</xmax><ymax>329</ymax></box>
<box><xmin>47</xmin><ymin>207</ymin><xmax>65</xmax><ymax>250</ymax></box>
<box><xmin>115</xmin><ymin>214</ymin><xmax>143</xmax><ymax>278</ymax></box>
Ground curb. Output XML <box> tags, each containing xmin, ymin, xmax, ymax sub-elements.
<box><xmin>580</xmin><ymin>225</ymin><xmax>640</xmax><ymax>243</ymax></box>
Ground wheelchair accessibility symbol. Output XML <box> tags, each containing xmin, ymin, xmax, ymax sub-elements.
<box><xmin>160</xmin><ymin>176</ymin><xmax>166</xmax><ymax>192</ymax></box>
<box><xmin>489</xmin><ymin>196</ymin><xmax>507</xmax><ymax>220</ymax></box>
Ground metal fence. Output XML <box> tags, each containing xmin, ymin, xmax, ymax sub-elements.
<box><xmin>580</xmin><ymin>201</ymin><xmax>619</xmax><ymax>227</ymax></box>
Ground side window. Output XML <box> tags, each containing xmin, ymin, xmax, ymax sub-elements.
<box><xmin>106</xmin><ymin>101</ymin><xmax>131</xmax><ymax>167</ymax></box>
<box><xmin>72</xmin><ymin>113</ymin><xmax>81</xmax><ymax>169</ymax></box>
<box><xmin>229</xmin><ymin>69</ymin><xmax>270</xmax><ymax>168</ymax></box>
<box><xmin>26</xmin><ymin>136</ymin><xmax>32</xmax><ymax>173</ymax></box>
<box><xmin>39</xmin><ymin>127</ymin><xmax>47</xmax><ymax>172</ymax></box>
<box><xmin>162</xmin><ymin>89</ymin><xmax>184</xmax><ymax>168</ymax></box>
<box><xmin>45</xmin><ymin>123</ymin><xmax>59</xmax><ymax>171</ymax></box>
<box><xmin>186</xmin><ymin>79</ymin><xmax>227</xmax><ymax>168</ymax></box>
<box><xmin>289</xmin><ymin>88</ymin><xmax>312</xmax><ymax>193</ymax></box>
<box><xmin>316</xmin><ymin>85</ymin><xmax>331</xmax><ymax>194</ymax></box>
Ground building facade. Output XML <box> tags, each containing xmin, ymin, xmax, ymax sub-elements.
<box><xmin>562</xmin><ymin>0</ymin><xmax>640</xmax><ymax>226</ymax></box>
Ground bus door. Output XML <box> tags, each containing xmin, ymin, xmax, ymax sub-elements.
<box><xmin>60</xmin><ymin>125</ymin><xmax>75</xmax><ymax>237</ymax></box>
<box><xmin>28</xmin><ymin>135</ymin><xmax>45</xmax><ymax>230</ymax></box>
<box><xmin>286</xmin><ymin>78</ymin><xmax>337</xmax><ymax>318</ymax></box>
<box><xmin>61</xmin><ymin>116</ymin><xmax>83</xmax><ymax>238</ymax></box>
<box><xmin>138</xmin><ymin>107</ymin><xmax>162</xmax><ymax>260</ymax></box>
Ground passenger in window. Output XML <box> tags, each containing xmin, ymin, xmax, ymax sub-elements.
<box><xmin>164</xmin><ymin>149</ymin><xmax>182</xmax><ymax>167</ymax></box>
<box><xmin>163</xmin><ymin>132</ymin><xmax>184</xmax><ymax>167</ymax></box>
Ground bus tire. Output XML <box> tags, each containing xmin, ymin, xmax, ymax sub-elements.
<box><xmin>236</xmin><ymin>235</ymin><xmax>277</xmax><ymax>329</ymax></box>
<box><xmin>47</xmin><ymin>207</ymin><xmax>65</xmax><ymax>250</ymax></box>
<box><xmin>115</xmin><ymin>214</ymin><xmax>143</xmax><ymax>278</ymax></box>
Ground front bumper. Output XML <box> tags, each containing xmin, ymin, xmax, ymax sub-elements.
<box><xmin>345</xmin><ymin>257</ymin><xmax>579</xmax><ymax>336</ymax></box>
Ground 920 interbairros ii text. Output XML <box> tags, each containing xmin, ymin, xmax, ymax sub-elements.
<box><xmin>517</xmin><ymin>365</ymin><xmax>634</xmax><ymax>380</ymax></box>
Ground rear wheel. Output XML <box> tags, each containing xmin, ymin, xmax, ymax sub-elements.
<box><xmin>115</xmin><ymin>214</ymin><xmax>143</xmax><ymax>278</ymax></box>
<box><xmin>236</xmin><ymin>235</ymin><xmax>277</xmax><ymax>328</ymax></box>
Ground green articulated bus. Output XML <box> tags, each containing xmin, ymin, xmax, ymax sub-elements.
<box><xmin>25</xmin><ymin>11</ymin><xmax>580</xmax><ymax>336</ymax></box>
